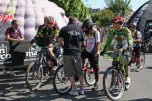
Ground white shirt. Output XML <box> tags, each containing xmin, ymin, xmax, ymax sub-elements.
<box><xmin>85</xmin><ymin>28</ymin><xmax>100</xmax><ymax>53</ymax></box>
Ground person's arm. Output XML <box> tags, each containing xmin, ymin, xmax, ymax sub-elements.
<box><xmin>58</xmin><ymin>28</ymin><xmax>64</xmax><ymax>47</ymax></box>
<box><xmin>102</xmin><ymin>30</ymin><xmax>114</xmax><ymax>52</ymax></box>
<box><xmin>134</xmin><ymin>31</ymin><xmax>142</xmax><ymax>43</ymax></box>
<box><xmin>5</xmin><ymin>34</ymin><xmax>18</xmax><ymax>41</ymax></box>
<box><xmin>124</xmin><ymin>28</ymin><xmax>133</xmax><ymax>46</ymax></box>
<box><xmin>94</xmin><ymin>30</ymin><xmax>100</xmax><ymax>56</ymax></box>
<box><xmin>18</xmin><ymin>29</ymin><xmax>24</xmax><ymax>43</ymax></box>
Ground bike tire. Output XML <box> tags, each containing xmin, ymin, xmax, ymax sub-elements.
<box><xmin>53</xmin><ymin>64</ymin><xmax>72</xmax><ymax>95</ymax></box>
<box><xmin>103</xmin><ymin>67</ymin><xmax>125</xmax><ymax>101</ymax></box>
<box><xmin>25</xmin><ymin>62</ymin><xmax>43</xmax><ymax>91</ymax></box>
<box><xmin>84</xmin><ymin>68</ymin><xmax>95</xmax><ymax>86</ymax></box>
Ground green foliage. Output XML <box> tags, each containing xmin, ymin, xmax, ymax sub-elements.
<box><xmin>104</xmin><ymin>0</ymin><xmax>132</xmax><ymax>17</ymax></box>
<box><xmin>91</xmin><ymin>9</ymin><xmax>114</xmax><ymax>27</ymax></box>
<box><xmin>49</xmin><ymin>0</ymin><xmax>89</xmax><ymax>21</ymax></box>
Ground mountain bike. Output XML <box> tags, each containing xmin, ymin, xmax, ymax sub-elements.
<box><xmin>102</xmin><ymin>46</ymin><xmax>132</xmax><ymax>101</ymax></box>
<box><xmin>53</xmin><ymin>59</ymin><xmax>95</xmax><ymax>95</ymax></box>
<box><xmin>25</xmin><ymin>44</ymin><xmax>63</xmax><ymax>91</ymax></box>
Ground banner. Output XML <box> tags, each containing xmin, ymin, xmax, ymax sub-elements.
<box><xmin>127</xmin><ymin>0</ymin><xmax>152</xmax><ymax>34</ymax></box>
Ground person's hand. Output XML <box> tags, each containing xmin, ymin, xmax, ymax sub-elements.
<box><xmin>100</xmin><ymin>50</ymin><xmax>105</xmax><ymax>56</ymax></box>
<box><xmin>17</xmin><ymin>39</ymin><xmax>24</xmax><ymax>44</ymax></box>
<box><xmin>94</xmin><ymin>54</ymin><xmax>98</xmax><ymax>57</ymax></box>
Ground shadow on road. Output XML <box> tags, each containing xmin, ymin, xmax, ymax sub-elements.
<box><xmin>130</xmin><ymin>98</ymin><xmax>152</xmax><ymax>101</ymax></box>
<box><xmin>0</xmin><ymin>70</ymin><xmax>108</xmax><ymax>101</ymax></box>
<box><xmin>145</xmin><ymin>67</ymin><xmax>152</xmax><ymax>70</ymax></box>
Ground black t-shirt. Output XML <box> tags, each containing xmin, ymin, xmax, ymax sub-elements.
<box><xmin>31</xmin><ymin>25</ymin><xmax>56</xmax><ymax>47</ymax></box>
<box><xmin>58</xmin><ymin>23</ymin><xmax>84</xmax><ymax>56</ymax></box>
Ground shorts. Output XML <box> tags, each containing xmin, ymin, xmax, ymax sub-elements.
<box><xmin>134</xmin><ymin>47</ymin><xmax>141</xmax><ymax>58</ymax></box>
<box><xmin>81</xmin><ymin>50</ymin><xmax>99</xmax><ymax>68</ymax></box>
<box><xmin>63</xmin><ymin>55</ymin><xmax>83</xmax><ymax>77</ymax></box>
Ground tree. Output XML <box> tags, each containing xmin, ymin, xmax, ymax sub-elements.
<box><xmin>49</xmin><ymin>0</ymin><xmax>89</xmax><ymax>20</ymax></box>
<box><xmin>91</xmin><ymin>9</ymin><xmax>114</xmax><ymax>27</ymax></box>
<box><xmin>104</xmin><ymin>0</ymin><xmax>132</xmax><ymax>17</ymax></box>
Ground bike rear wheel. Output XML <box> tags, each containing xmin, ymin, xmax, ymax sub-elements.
<box><xmin>25</xmin><ymin>62</ymin><xmax>43</xmax><ymax>91</ymax></box>
<box><xmin>53</xmin><ymin>64</ymin><xmax>72</xmax><ymax>95</ymax></box>
<box><xmin>103</xmin><ymin>67</ymin><xmax>125</xmax><ymax>101</ymax></box>
<box><xmin>84</xmin><ymin>68</ymin><xmax>95</xmax><ymax>86</ymax></box>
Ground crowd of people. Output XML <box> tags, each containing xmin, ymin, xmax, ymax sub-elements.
<box><xmin>3</xmin><ymin>15</ymin><xmax>151</xmax><ymax>96</ymax></box>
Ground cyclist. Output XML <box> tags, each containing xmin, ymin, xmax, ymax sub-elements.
<box><xmin>29</xmin><ymin>16</ymin><xmax>58</xmax><ymax>74</ymax></box>
<box><xmin>129</xmin><ymin>22</ymin><xmax>142</xmax><ymax>72</ymax></box>
<box><xmin>81</xmin><ymin>19</ymin><xmax>100</xmax><ymax>90</ymax></box>
<box><xmin>100</xmin><ymin>16</ymin><xmax>133</xmax><ymax>84</ymax></box>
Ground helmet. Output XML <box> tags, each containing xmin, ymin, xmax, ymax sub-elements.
<box><xmin>111</xmin><ymin>17</ymin><xmax>124</xmax><ymax>24</ymax></box>
<box><xmin>129</xmin><ymin>22</ymin><xmax>137</xmax><ymax>27</ymax></box>
<box><xmin>48</xmin><ymin>16</ymin><xmax>56</xmax><ymax>26</ymax></box>
<box><xmin>146</xmin><ymin>23</ymin><xmax>152</xmax><ymax>29</ymax></box>
<box><xmin>82</xmin><ymin>19</ymin><xmax>94</xmax><ymax>29</ymax></box>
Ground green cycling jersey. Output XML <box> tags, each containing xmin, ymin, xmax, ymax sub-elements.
<box><xmin>103</xmin><ymin>27</ymin><xmax>133</xmax><ymax>51</ymax></box>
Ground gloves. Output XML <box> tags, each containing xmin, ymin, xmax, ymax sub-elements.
<box><xmin>100</xmin><ymin>50</ymin><xmax>106</xmax><ymax>56</ymax></box>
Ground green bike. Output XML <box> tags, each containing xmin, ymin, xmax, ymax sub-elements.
<box><xmin>103</xmin><ymin>45</ymin><xmax>131</xmax><ymax>101</ymax></box>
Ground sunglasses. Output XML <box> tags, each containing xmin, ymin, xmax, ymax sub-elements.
<box><xmin>130</xmin><ymin>26</ymin><xmax>136</xmax><ymax>28</ymax></box>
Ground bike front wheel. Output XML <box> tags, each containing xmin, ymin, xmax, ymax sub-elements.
<box><xmin>103</xmin><ymin>67</ymin><xmax>125</xmax><ymax>101</ymax></box>
<box><xmin>53</xmin><ymin>64</ymin><xmax>72</xmax><ymax>95</ymax></box>
<box><xmin>25</xmin><ymin>62</ymin><xmax>43</xmax><ymax>91</ymax></box>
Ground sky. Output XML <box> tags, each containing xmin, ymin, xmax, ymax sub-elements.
<box><xmin>82</xmin><ymin>0</ymin><xmax>149</xmax><ymax>12</ymax></box>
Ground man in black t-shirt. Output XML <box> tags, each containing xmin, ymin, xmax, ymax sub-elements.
<box><xmin>58</xmin><ymin>16</ymin><xmax>85</xmax><ymax>96</ymax></box>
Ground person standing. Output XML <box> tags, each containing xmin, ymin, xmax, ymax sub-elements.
<box><xmin>58</xmin><ymin>16</ymin><xmax>85</xmax><ymax>96</ymax></box>
<box><xmin>129</xmin><ymin>22</ymin><xmax>142</xmax><ymax>72</ymax></box>
<box><xmin>5</xmin><ymin>20</ymin><xmax>24</xmax><ymax>76</ymax></box>
<box><xmin>81</xmin><ymin>19</ymin><xmax>100</xmax><ymax>90</ymax></box>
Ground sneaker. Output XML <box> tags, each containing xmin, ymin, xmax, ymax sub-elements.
<box><xmin>125</xmin><ymin>77</ymin><xmax>131</xmax><ymax>84</ymax></box>
<box><xmin>69</xmin><ymin>90</ymin><xmax>79</xmax><ymax>96</ymax></box>
<box><xmin>139</xmin><ymin>65</ymin><xmax>143</xmax><ymax>70</ymax></box>
<box><xmin>136</xmin><ymin>68</ymin><xmax>140</xmax><ymax>72</ymax></box>
<box><xmin>78</xmin><ymin>88</ymin><xmax>85</xmax><ymax>95</ymax></box>
<box><xmin>10</xmin><ymin>72</ymin><xmax>16</xmax><ymax>77</ymax></box>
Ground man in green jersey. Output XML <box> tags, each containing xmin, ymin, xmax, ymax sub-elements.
<box><xmin>100</xmin><ymin>17</ymin><xmax>133</xmax><ymax>84</ymax></box>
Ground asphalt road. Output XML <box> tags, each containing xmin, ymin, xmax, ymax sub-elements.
<box><xmin>0</xmin><ymin>54</ymin><xmax>152</xmax><ymax>101</ymax></box>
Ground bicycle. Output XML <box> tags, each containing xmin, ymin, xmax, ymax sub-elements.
<box><xmin>25</xmin><ymin>44</ymin><xmax>63</xmax><ymax>91</ymax></box>
<box><xmin>102</xmin><ymin>46</ymin><xmax>132</xmax><ymax>101</ymax></box>
<box><xmin>52</xmin><ymin>59</ymin><xmax>95</xmax><ymax>95</ymax></box>
<box><xmin>142</xmin><ymin>37</ymin><xmax>152</xmax><ymax>54</ymax></box>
